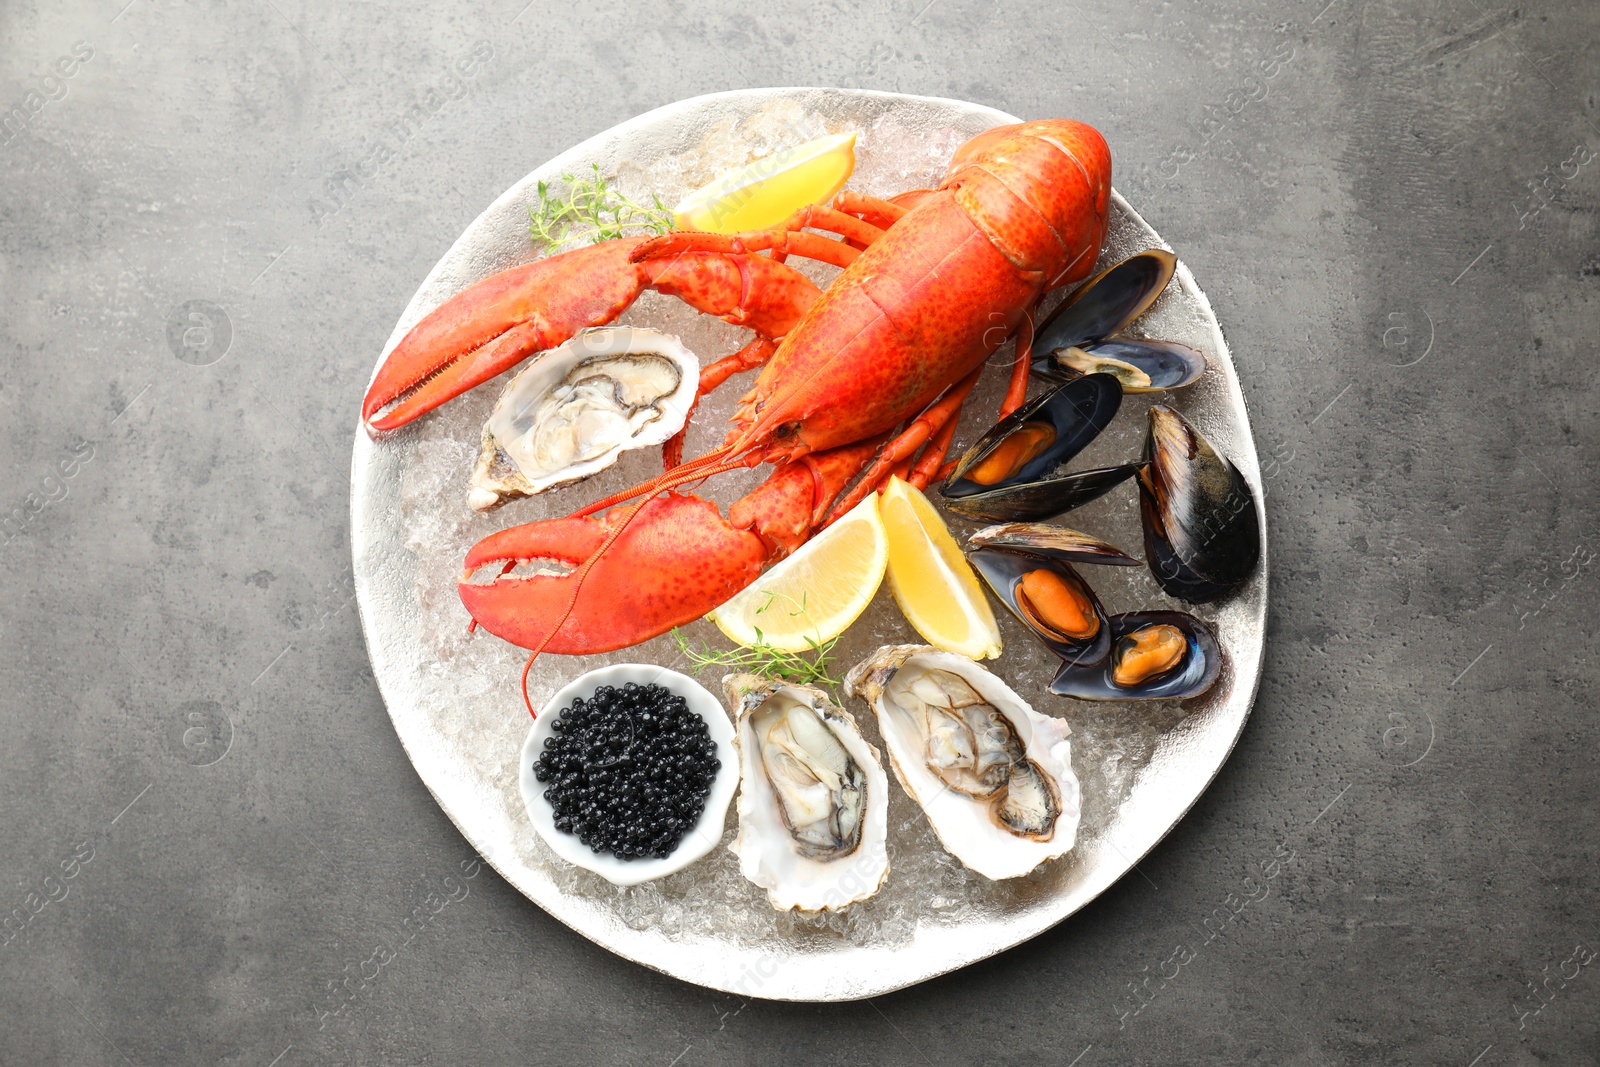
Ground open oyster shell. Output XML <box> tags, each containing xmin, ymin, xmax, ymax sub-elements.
<box><xmin>845</xmin><ymin>646</ymin><xmax>1081</xmax><ymax>880</ymax></box>
<box><xmin>724</xmin><ymin>675</ymin><xmax>890</xmax><ymax>912</ymax></box>
<box><xmin>466</xmin><ymin>326</ymin><xmax>699</xmax><ymax>511</ymax></box>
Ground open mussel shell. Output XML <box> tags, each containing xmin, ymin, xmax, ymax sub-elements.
<box><xmin>967</xmin><ymin>548</ymin><xmax>1111</xmax><ymax>666</ymax></box>
<box><xmin>1036</xmin><ymin>340</ymin><xmax>1207</xmax><ymax>393</ymax></box>
<box><xmin>1139</xmin><ymin>405</ymin><xmax>1261</xmax><ymax>603</ymax></box>
<box><xmin>1033</xmin><ymin>249</ymin><xmax>1177</xmax><ymax>354</ymax></box>
<box><xmin>943</xmin><ymin>463</ymin><xmax>1139</xmax><ymax>523</ymax></box>
<box><xmin>1049</xmin><ymin>611</ymin><xmax>1221</xmax><ymax>701</ymax></box>
<box><xmin>942</xmin><ymin>374</ymin><xmax>1122</xmax><ymax>506</ymax></box>
<box><xmin>968</xmin><ymin>523</ymin><xmax>1141</xmax><ymax>567</ymax></box>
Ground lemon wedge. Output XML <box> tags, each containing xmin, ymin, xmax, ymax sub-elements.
<box><xmin>708</xmin><ymin>492</ymin><xmax>887</xmax><ymax>652</ymax></box>
<box><xmin>880</xmin><ymin>476</ymin><xmax>1003</xmax><ymax>660</ymax></box>
<box><xmin>673</xmin><ymin>132</ymin><xmax>857</xmax><ymax>234</ymax></box>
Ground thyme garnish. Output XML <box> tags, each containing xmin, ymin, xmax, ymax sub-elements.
<box><xmin>528</xmin><ymin>164</ymin><xmax>674</xmax><ymax>249</ymax></box>
<box><xmin>670</xmin><ymin>628</ymin><xmax>844</xmax><ymax>693</ymax></box>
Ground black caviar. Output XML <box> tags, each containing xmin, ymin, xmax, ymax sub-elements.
<box><xmin>534</xmin><ymin>682</ymin><xmax>720</xmax><ymax>861</ymax></box>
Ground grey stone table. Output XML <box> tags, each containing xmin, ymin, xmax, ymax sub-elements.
<box><xmin>2</xmin><ymin>0</ymin><xmax>1595</xmax><ymax>1063</ymax></box>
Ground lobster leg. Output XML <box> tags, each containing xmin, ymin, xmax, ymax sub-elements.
<box><xmin>889</xmin><ymin>400</ymin><xmax>963</xmax><ymax>487</ymax></box>
<box><xmin>363</xmin><ymin>239</ymin><xmax>821</xmax><ymax>433</ymax></box>
<box><xmin>662</xmin><ymin>336</ymin><xmax>778</xmax><ymax>469</ymax></box>
<box><xmin>776</xmin><ymin>203</ymin><xmax>887</xmax><ymax>248</ymax></box>
<box><xmin>834</xmin><ymin>191</ymin><xmax>909</xmax><ymax>230</ymax></box>
<box><xmin>999</xmin><ymin>300</ymin><xmax>1038</xmax><ymax>419</ymax></box>
<box><xmin>636</xmin><ymin>204</ymin><xmax>886</xmax><ymax>274</ymax></box>
<box><xmin>638</xmin><ymin>228</ymin><xmax>862</xmax><ymax>271</ymax></box>
<box><xmin>823</xmin><ymin>363</ymin><xmax>986</xmax><ymax>524</ymax></box>
<box><xmin>728</xmin><ymin>437</ymin><xmax>886</xmax><ymax>555</ymax></box>
<box><xmin>909</xmin><ymin>412</ymin><xmax>961</xmax><ymax>489</ymax></box>
<box><xmin>895</xmin><ymin>298</ymin><xmax>1043</xmax><ymax>488</ymax></box>
<box><xmin>697</xmin><ymin>336</ymin><xmax>781</xmax><ymax>393</ymax></box>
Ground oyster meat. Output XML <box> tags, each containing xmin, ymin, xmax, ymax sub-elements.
<box><xmin>726</xmin><ymin>675</ymin><xmax>889</xmax><ymax>912</ymax></box>
<box><xmin>918</xmin><ymin>671</ymin><xmax>1021</xmax><ymax>800</ymax></box>
<box><xmin>467</xmin><ymin>326</ymin><xmax>699</xmax><ymax>511</ymax></box>
<box><xmin>846</xmin><ymin>646</ymin><xmax>1081</xmax><ymax>880</ymax></box>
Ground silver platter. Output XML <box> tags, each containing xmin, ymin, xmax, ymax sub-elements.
<box><xmin>351</xmin><ymin>88</ymin><xmax>1268</xmax><ymax>1002</ymax></box>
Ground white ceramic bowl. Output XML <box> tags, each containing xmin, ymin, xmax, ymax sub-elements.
<box><xmin>519</xmin><ymin>664</ymin><xmax>738</xmax><ymax>887</ymax></box>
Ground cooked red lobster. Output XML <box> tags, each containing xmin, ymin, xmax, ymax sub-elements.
<box><xmin>362</xmin><ymin>120</ymin><xmax>1113</xmax><ymax>656</ymax></box>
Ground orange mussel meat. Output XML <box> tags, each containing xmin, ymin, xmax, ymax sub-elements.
<box><xmin>1015</xmin><ymin>568</ymin><xmax>1101</xmax><ymax>642</ymax></box>
<box><xmin>1110</xmin><ymin>624</ymin><xmax>1186</xmax><ymax>687</ymax></box>
<box><xmin>966</xmin><ymin>423</ymin><xmax>1057</xmax><ymax>486</ymax></box>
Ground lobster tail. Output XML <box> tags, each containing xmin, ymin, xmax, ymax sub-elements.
<box><xmin>943</xmin><ymin>119</ymin><xmax>1112</xmax><ymax>288</ymax></box>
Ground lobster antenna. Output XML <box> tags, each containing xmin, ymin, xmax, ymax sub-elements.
<box><xmin>571</xmin><ymin>442</ymin><xmax>739</xmax><ymax>518</ymax></box>
<box><xmin>520</xmin><ymin>649</ymin><xmax>540</xmax><ymax>718</ymax></box>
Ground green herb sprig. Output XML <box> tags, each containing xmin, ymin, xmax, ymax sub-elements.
<box><xmin>671</xmin><ymin>628</ymin><xmax>844</xmax><ymax>693</ymax></box>
<box><xmin>528</xmin><ymin>164</ymin><xmax>675</xmax><ymax>249</ymax></box>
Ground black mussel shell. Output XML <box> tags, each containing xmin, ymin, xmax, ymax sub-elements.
<box><xmin>967</xmin><ymin>548</ymin><xmax>1111</xmax><ymax>665</ymax></box>
<box><xmin>1139</xmin><ymin>405</ymin><xmax>1261</xmax><ymax>603</ymax></box>
<box><xmin>1033</xmin><ymin>249</ymin><xmax>1178</xmax><ymax>354</ymax></box>
<box><xmin>1049</xmin><ymin>610</ymin><xmax>1221</xmax><ymax>701</ymax></box>
<box><xmin>942</xmin><ymin>374</ymin><xmax>1122</xmax><ymax>501</ymax></box>
<box><xmin>943</xmin><ymin>463</ymin><xmax>1139</xmax><ymax>523</ymax></box>
<box><xmin>1036</xmin><ymin>340</ymin><xmax>1207</xmax><ymax>393</ymax></box>
<box><xmin>968</xmin><ymin>523</ymin><xmax>1141</xmax><ymax>567</ymax></box>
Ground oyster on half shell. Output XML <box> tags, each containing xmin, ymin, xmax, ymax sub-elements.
<box><xmin>725</xmin><ymin>675</ymin><xmax>890</xmax><ymax>912</ymax></box>
<box><xmin>845</xmin><ymin>646</ymin><xmax>1080</xmax><ymax>881</ymax></box>
<box><xmin>466</xmin><ymin>326</ymin><xmax>699</xmax><ymax>511</ymax></box>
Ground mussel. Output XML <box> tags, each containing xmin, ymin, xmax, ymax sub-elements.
<box><xmin>1038</xmin><ymin>340</ymin><xmax>1207</xmax><ymax>393</ymax></box>
<box><xmin>966</xmin><ymin>529</ymin><xmax>1117</xmax><ymax>666</ymax></box>
<box><xmin>967</xmin><ymin>523</ymin><xmax>1141</xmax><ymax>567</ymax></box>
<box><xmin>1139</xmin><ymin>405</ymin><xmax>1261</xmax><ymax>603</ymax></box>
<box><xmin>941</xmin><ymin>374</ymin><xmax>1135</xmax><ymax>523</ymax></box>
<box><xmin>1030</xmin><ymin>249</ymin><xmax>1206</xmax><ymax>393</ymax></box>
<box><xmin>1035</xmin><ymin>250</ymin><xmax>1177</xmax><ymax>352</ymax></box>
<box><xmin>1049</xmin><ymin>611</ymin><xmax>1221</xmax><ymax>701</ymax></box>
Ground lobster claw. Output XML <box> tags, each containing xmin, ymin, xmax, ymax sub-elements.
<box><xmin>457</xmin><ymin>493</ymin><xmax>767</xmax><ymax>654</ymax></box>
<box><xmin>363</xmin><ymin>236</ymin><xmax>822</xmax><ymax>435</ymax></box>
<box><xmin>363</xmin><ymin>239</ymin><xmax>652</xmax><ymax>434</ymax></box>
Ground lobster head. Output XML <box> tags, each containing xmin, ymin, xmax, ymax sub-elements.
<box><xmin>943</xmin><ymin>119</ymin><xmax>1113</xmax><ymax>289</ymax></box>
